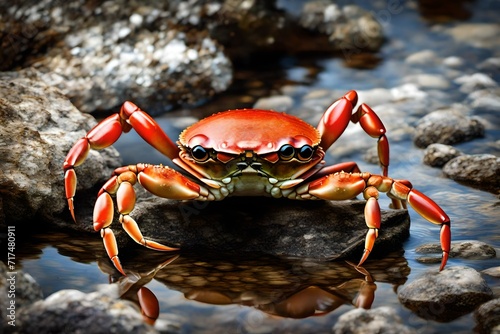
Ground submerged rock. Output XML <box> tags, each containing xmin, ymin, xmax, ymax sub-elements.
<box><xmin>398</xmin><ymin>266</ymin><xmax>493</xmax><ymax>322</ymax></box>
<box><xmin>423</xmin><ymin>143</ymin><xmax>463</xmax><ymax>167</ymax></box>
<box><xmin>443</xmin><ymin>154</ymin><xmax>500</xmax><ymax>193</ymax></box>
<box><xmin>413</xmin><ymin>108</ymin><xmax>485</xmax><ymax>148</ymax></box>
<box><xmin>455</xmin><ymin>73</ymin><xmax>498</xmax><ymax>94</ymax></box>
<box><xmin>474</xmin><ymin>298</ymin><xmax>500</xmax><ymax>334</ymax></box>
<box><xmin>332</xmin><ymin>306</ymin><xmax>416</xmax><ymax>334</ymax></box>
<box><xmin>416</xmin><ymin>240</ymin><xmax>497</xmax><ymax>263</ymax></box>
<box><xmin>482</xmin><ymin>267</ymin><xmax>500</xmax><ymax>278</ymax></box>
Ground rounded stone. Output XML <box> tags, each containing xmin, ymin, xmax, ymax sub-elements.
<box><xmin>413</xmin><ymin>108</ymin><xmax>485</xmax><ymax>148</ymax></box>
<box><xmin>423</xmin><ymin>143</ymin><xmax>462</xmax><ymax>167</ymax></box>
<box><xmin>333</xmin><ymin>306</ymin><xmax>416</xmax><ymax>334</ymax></box>
<box><xmin>474</xmin><ymin>298</ymin><xmax>500</xmax><ymax>334</ymax></box>
<box><xmin>443</xmin><ymin>154</ymin><xmax>500</xmax><ymax>192</ymax></box>
<box><xmin>398</xmin><ymin>266</ymin><xmax>493</xmax><ymax>322</ymax></box>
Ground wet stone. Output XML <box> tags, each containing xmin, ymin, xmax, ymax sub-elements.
<box><xmin>403</xmin><ymin>74</ymin><xmax>450</xmax><ymax>90</ymax></box>
<box><xmin>253</xmin><ymin>95</ymin><xmax>294</xmax><ymax>112</ymax></box>
<box><xmin>482</xmin><ymin>267</ymin><xmax>500</xmax><ymax>278</ymax></box>
<box><xmin>423</xmin><ymin>143</ymin><xmax>463</xmax><ymax>167</ymax></box>
<box><xmin>405</xmin><ymin>49</ymin><xmax>438</xmax><ymax>65</ymax></box>
<box><xmin>16</xmin><ymin>285</ymin><xmax>162</xmax><ymax>333</ymax></box>
<box><xmin>398</xmin><ymin>266</ymin><xmax>493</xmax><ymax>322</ymax></box>
<box><xmin>416</xmin><ymin>240</ymin><xmax>497</xmax><ymax>260</ymax></box>
<box><xmin>443</xmin><ymin>154</ymin><xmax>500</xmax><ymax>193</ymax></box>
<box><xmin>413</xmin><ymin>108</ymin><xmax>485</xmax><ymax>148</ymax></box>
<box><xmin>332</xmin><ymin>306</ymin><xmax>416</xmax><ymax>334</ymax></box>
<box><xmin>474</xmin><ymin>298</ymin><xmax>500</xmax><ymax>334</ymax></box>
<box><xmin>467</xmin><ymin>87</ymin><xmax>500</xmax><ymax>111</ymax></box>
<box><xmin>443</xmin><ymin>56</ymin><xmax>465</xmax><ymax>68</ymax></box>
<box><xmin>445</xmin><ymin>23</ymin><xmax>500</xmax><ymax>49</ymax></box>
<box><xmin>454</xmin><ymin>73</ymin><xmax>498</xmax><ymax>94</ymax></box>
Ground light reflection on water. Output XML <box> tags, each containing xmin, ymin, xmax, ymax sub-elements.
<box><xmin>21</xmin><ymin>247</ymin><xmax>108</xmax><ymax>296</ymax></box>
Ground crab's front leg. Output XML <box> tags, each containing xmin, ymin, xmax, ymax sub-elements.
<box><xmin>95</xmin><ymin>163</ymin><xmax>211</xmax><ymax>275</ymax></box>
<box><xmin>317</xmin><ymin>90</ymin><xmax>390</xmax><ymax>176</ymax></box>
<box><xmin>300</xmin><ymin>172</ymin><xmax>451</xmax><ymax>271</ymax></box>
<box><xmin>63</xmin><ymin>102</ymin><xmax>179</xmax><ymax>221</ymax></box>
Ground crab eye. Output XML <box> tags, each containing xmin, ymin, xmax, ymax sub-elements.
<box><xmin>279</xmin><ymin>144</ymin><xmax>295</xmax><ymax>160</ymax></box>
<box><xmin>298</xmin><ymin>145</ymin><xmax>314</xmax><ymax>161</ymax></box>
<box><xmin>191</xmin><ymin>145</ymin><xmax>209</xmax><ymax>161</ymax></box>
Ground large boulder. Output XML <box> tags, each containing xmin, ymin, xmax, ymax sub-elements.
<box><xmin>0</xmin><ymin>69</ymin><xmax>120</xmax><ymax>229</ymax></box>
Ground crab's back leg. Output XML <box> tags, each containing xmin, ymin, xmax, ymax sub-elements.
<box><xmin>317</xmin><ymin>91</ymin><xmax>389</xmax><ymax>176</ymax></box>
<box><xmin>94</xmin><ymin>163</ymin><xmax>212</xmax><ymax>275</ymax></box>
<box><xmin>297</xmin><ymin>172</ymin><xmax>450</xmax><ymax>271</ymax></box>
<box><xmin>63</xmin><ymin>102</ymin><xmax>179</xmax><ymax>221</ymax></box>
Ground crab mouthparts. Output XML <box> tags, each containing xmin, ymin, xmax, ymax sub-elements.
<box><xmin>233</xmin><ymin>151</ymin><xmax>269</xmax><ymax>177</ymax></box>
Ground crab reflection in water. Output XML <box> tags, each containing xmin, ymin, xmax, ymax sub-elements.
<box><xmin>98</xmin><ymin>251</ymin><xmax>410</xmax><ymax>324</ymax></box>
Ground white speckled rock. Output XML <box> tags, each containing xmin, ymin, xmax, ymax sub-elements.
<box><xmin>333</xmin><ymin>306</ymin><xmax>416</xmax><ymax>334</ymax></box>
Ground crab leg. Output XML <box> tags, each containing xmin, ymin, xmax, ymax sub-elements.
<box><xmin>63</xmin><ymin>101</ymin><xmax>179</xmax><ymax>221</ymax></box>
<box><xmin>137</xmin><ymin>287</ymin><xmax>160</xmax><ymax>325</ymax></box>
<box><xmin>305</xmin><ymin>172</ymin><xmax>451</xmax><ymax>271</ymax></box>
<box><xmin>317</xmin><ymin>91</ymin><xmax>390</xmax><ymax>176</ymax></box>
<box><xmin>94</xmin><ymin>163</ymin><xmax>210</xmax><ymax>274</ymax></box>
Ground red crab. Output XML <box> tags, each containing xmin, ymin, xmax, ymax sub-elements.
<box><xmin>63</xmin><ymin>90</ymin><xmax>451</xmax><ymax>275</ymax></box>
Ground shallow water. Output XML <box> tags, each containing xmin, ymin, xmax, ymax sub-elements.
<box><xmin>12</xmin><ymin>0</ymin><xmax>500</xmax><ymax>333</ymax></box>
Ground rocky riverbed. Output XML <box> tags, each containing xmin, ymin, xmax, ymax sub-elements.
<box><xmin>1</xmin><ymin>0</ymin><xmax>499</xmax><ymax>333</ymax></box>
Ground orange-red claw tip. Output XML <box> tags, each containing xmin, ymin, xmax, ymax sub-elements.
<box><xmin>357</xmin><ymin>249</ymin><xmax>370</xmax><ymax>267</ymax></box>
<box><xmin>67</xmin><ymin>198</ymin><xmax>76</xmax><ymax>222</ymax></box>
<box><xmin>345</xmin><ymin>90</ymin><xmax>358</xmax><ymax>106</ymax></box>
<box><xmin>112</xmin><ymin>257</ymin><xmax>126</xmax><ymax>276</ymax></box>
<box><xmin>439</xmin><ymin>252</ymin><xmax>449</xmax><ymax>271</ymax></box>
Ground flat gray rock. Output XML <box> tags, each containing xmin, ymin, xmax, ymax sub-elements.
<box><xmin>110</xmin><ymin>196</ymin><xmax>410</xmax><ymax>262</ymax></box>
